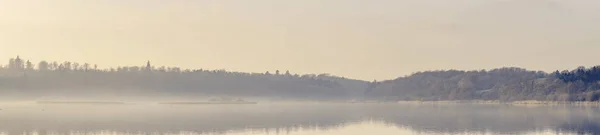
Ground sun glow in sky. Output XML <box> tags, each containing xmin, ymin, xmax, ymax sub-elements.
<box><xmin>2</xmin><ymin>0</ymin><xmax>600</xmax><ymax>80</ymax></box>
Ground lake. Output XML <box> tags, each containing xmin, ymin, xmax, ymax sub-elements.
<box><xmin>0</xmin><ymin>102</ymin><xmax>599</xmax><ymax>135</ymax></box>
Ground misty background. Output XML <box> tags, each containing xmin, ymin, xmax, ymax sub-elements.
<box><xmin>2</xmin><ymin>1</ymin><xmax>600</xmax><ymax>134</ymax></box>
<box><xmin>1</xmin><ymin>56</ymin><xmax>600</xmax><ymax>101</ymax></box>
<box><xmin>1</xmin><ymin>0</ymin><xmax>600</xmax><ymax>102</ymax></box>
<box><xmin>2</xmin><ymin>0</ymin><xmax>600</xmax><ymax>80</ymax></box>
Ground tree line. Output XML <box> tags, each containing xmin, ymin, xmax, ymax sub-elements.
<box><xmin>366</xmin><ymin>67</ymin><xmax>600</xmax><ymax>101</ymax></box>
<box><xmin>0</xmin><ymin>56</ymin><xmax>368</xmax><ymax>99</ymax></box>
<box><xmin>2</xmin><ymin>55</ymin><xmax>600</xmax><ymax>101</ymax></box>
<box><xmin>555</xmin><ymin>66</ymin><xmax>600</xmax><ymax>83</ymax></box>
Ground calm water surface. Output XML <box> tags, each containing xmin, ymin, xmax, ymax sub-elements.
<box><xmin>0</xmin><ymin>102</ymin><xmax>599</xmax><ymax>135</ymax></box>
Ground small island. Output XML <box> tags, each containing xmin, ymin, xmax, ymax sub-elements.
<box><xmin>36</xmin><ymin>101</ymin><xmax>126</xmax><ymax>105</ymax></box>
<box><xmin>158</xmin><ymin>97</ymin><xmax>257</xmax><ymax>105</ymax></box>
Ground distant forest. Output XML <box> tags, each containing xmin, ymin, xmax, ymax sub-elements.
<box><xmin>366</xmin><ymin>67</ymin><xmax>600</xmax><ymax>101</ymax></box>
<box><xmin>1</xmin><ymin>56</ymin><xmax>599</xmax><ymax>101</ymax></box>
<box><xmin>0</xmin><ymin>56</ymin><xmax>368</xmax><ymax>99</ymax></box>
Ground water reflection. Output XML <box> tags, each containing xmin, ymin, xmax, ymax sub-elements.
<box><xmin>0</xmin><ymin>103</ymin><xmax>598</xmax><ymax>135</ymax></box>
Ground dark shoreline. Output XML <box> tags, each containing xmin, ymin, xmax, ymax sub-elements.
<box><xmin>158</xmin><ymin>101</ymin><xmax>258</xmax><ymax>105</ymax></box>
<box><xmin>36</xmin><ymin>101</ymin><xmax>126</xmax><ymax>105</ymax></box>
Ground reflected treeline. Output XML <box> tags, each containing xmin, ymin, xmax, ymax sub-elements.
<box><xmin>0</xmin><ymin>56</ymin><xmax>368</xmax><ymax>99</ymax></box>
<box><xmin>558</xmin><ymin>115</ymin><xmax>600</xmax><ymax>134</ymax></box>
<box><xmin>371</xmin><ymin>104</ymin><xmax>600</xmax><ymax>134</ymax></box>
<box><xmin>0</xmin><ymin>104</ymin><xmax>599</xmax><ymax>134</ymax></box>
<box><xmin>0</xmin><ymin>104</ymin><xmax>365</xmax><ymax>134</ymax></box>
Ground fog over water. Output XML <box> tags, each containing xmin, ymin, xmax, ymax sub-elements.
<box><xmin>1</xmin><ymin>102</ymin><xmax>598</xmax><ymax>135</ymax></box>
<box><xmin>3</xmin><ymin>0</ymin><xmax>600</xmax><ymax>134</ymax></box>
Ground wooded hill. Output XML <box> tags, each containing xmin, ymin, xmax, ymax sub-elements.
<box><xmin>1</xmin><ymin>56</ymin><xmax>599</xmax><ymax>101</ymax></box>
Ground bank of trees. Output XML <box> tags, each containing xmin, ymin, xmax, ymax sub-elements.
<box><xmin>366</xmin><ymin>67</ymin><xmax>600</xmax><ymax>101</ymax></box>
<box><xmin>0</xmin><ymin>56</ymin><xmax>368</xmax><ymax>99</ymax></box>
<box><xmin>3</xmin><ymin>56</ymin><xmax>600</xmax><ymax>101</ymax></box>
<box><xmin>555</xmin><ymin>66</ymin><xmax>600</xmax><ymax>83</ymax></box>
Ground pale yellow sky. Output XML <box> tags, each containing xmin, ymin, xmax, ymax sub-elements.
<box><xmin>1</xmin><ymin>0</ymin><xmax>600</xmax><ymax>80</ymax></box>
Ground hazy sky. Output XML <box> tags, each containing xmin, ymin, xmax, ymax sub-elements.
<box><xmin>1</xmin><ymin>0</ymin><xmax>600</xmax><ymax>80</ymax></box>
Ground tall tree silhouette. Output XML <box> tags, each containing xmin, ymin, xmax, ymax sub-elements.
<box><xmin>14</xmin><ymin>56</ymin><xmax>24</xmax><ymax>70</ymax></box>
<box><xmin>25</xmin><ymin>60</ymin><xmax>33</xmax><ymax>70</ymax></box>
<box><xmin>82</xmin><ymin>63</ymin><xmax>90</xmax><ymax>71</ymax></box>
<box><xmin>285</xmin><ymin>70</ymin><xmax>291</xmax><ymax>76</ymax></box>
<box><xmin>8</xmin><ymin>58</ymin><xmax>15</xmax><ymax>69</ymax></box>
<box><xmin>38</xmin><ymin>61</ymin><xmax>49</xmax><ymax>71</ymax></box>
<box><xmin>145</xmin><ymin>61</ymin><xmax>152</xmax><ymax>71</ymax></box>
